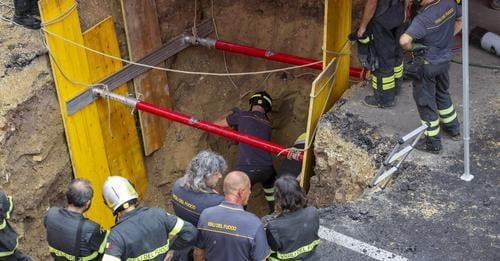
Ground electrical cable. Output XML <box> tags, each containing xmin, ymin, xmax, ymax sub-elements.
<box><xmin>451</xmin><ymin>59</ymin><xmax>500</xmax><ymax>70</ymax></box>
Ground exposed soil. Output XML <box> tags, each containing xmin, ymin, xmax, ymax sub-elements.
<box><xmin>0</xmin><ymin>6</ymin><xmax>71</xmax><ymax>258</ymax></box>
<box><xmin>145</xmin><ymin>0</ymin><xmax>328</xmax><ymax>215</ymax></box>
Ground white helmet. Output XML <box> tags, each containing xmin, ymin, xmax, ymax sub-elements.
<box><xmin>102</xmin><ymin>176</ymin><xmax>138</xmax><ymax>214</ymax></box>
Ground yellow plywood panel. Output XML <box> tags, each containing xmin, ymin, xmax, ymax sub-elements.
<box><xmin>301</xmin><ymin>0</ymin><xmax>352</xmax><ymax>191</ymax></box>
<box><xmin>39</xmin><ymin>0</ymin><xmax>113</xmax><ymax>226</ymax></box>
<box><xmin>323</xmin><ymin>0</ymin><xmax>352</xmax><ymax>104</ymax></box>
<box><xmin>300</xmin><ymin>58</ymin><xmax>337</xmax><ymax>191</ymax></box>
<box><xmin>82</xmin><ymin>17</ymin><xmax>148</xmax><ymax>228</ymax></box>
<box><xmin>39</xmin><ymin>1</ymin><xmax>148</xmax><ymax>228</ymax></box>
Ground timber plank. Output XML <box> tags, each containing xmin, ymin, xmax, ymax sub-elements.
<box><xmin>120</xmin><ymin>0</ymin><xmax>172</xmax><ymax>155</ymax></box>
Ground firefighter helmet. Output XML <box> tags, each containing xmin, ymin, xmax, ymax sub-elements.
<box><xmin>249</xmin><ymin>91</ymin><xmax>272</xmax><ymax>113</ymax></box>
<box><xmin>102</xmin><ymin>176</ymin><xmax>138</xmax><ymax>214</ymax></box>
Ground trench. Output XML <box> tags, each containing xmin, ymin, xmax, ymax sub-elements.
<box><xmin>140</xmin><ymin>0</ymin><xmax>325</xmax><ymax>216</ymax></box>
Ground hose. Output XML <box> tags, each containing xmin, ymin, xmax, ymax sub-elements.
<box><xmin>451</xmin><ymin>59</ymin><xmax>500</xmax><ymax>70</ymax></box>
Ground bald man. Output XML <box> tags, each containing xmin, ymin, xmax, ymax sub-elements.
<box><xmin>194</xmin><ymin>171</ymin><xmax>270</xmax><ymax>261</ymax></box>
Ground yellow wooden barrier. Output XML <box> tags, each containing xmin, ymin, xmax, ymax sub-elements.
<box><xmin>83</xmin><ymin>17</ymin><xmax>148</xmax><ymax>227</ymax></box>
<box><xmin>39</xmin><ymin>0</ymin><xmax>147</xmax><ymax>228</ymax></box>
<box><xmin>301</xmin><ymin>0</ymin><xmax>352</xmax><ymax>191</ymax></box>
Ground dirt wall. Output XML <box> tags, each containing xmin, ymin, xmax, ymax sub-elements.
<box><xmin>0</xmin><ymin>17</ymin><xmax>71</xmax><ymax>258</ymax></box>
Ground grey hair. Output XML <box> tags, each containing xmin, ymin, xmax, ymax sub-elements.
<box><xmin>182</xmin><ymin>150</ymin><xmax>227</xmax><ymax>193</ymax></box>
<box><xmin>66</xmin><ymin>178</ymin><xmax>93</xmax><ymax>207</ymax></box>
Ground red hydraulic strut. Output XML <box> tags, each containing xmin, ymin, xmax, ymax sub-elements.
<box><xmin>186</xmin><ymin>36</ymin><xmax>368</xmax><ymax>80</ymax></box>
<box><xmin>93</xmin><ymin>88</ymin><xmax>303</xmax><ymax>161</ymax></box>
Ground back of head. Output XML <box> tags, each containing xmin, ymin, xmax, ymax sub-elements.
<box><xmin>66</xmin><ymin>178</ymin><xmax>93</xmax><ymax>208</ymax></box>
<box><xmin>102</xmin><ymin>176</ymin><xmax>138</xmax><ymax>215</ymax></box>
<box><xmin>223</xmin><ymin>171</ymin><xmax>250</xmax><ymax>196</ymax></box>
<box><xmin>249</xmin><ymin>91</ymin><xmax>273</xmax><ymax>113</ymax></box>
<box><xmin>183</xmin><ymin>150</ymin><xmax>227</xmax><ymax>193</ymax></box>
<box><xmin>274</xmin><ymin>175</ymin><xmax>307</xmax><ymax>213</ymax></box>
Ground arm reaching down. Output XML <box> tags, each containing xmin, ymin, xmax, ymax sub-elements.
<box><xmin>358</xmin><ymin>0</ymin><xmax>378</xmax><ymax>37</ymax></box>
<box><xmin>213</xmin><ymin>111</ymin><xmax>233</xmax><ymax>127</ymax></box>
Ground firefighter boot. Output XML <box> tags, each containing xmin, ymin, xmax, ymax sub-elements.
<box><xmin>414</xmin><ymin>137</ymin><xmax>442</xmax><ymax>154</ymax></box>
<box><xmin>13</xmin><ymin>15</ymin><xmax>41</xmax><ymax>30</ymax></box>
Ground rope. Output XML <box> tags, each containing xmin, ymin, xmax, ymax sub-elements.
<box><xmin>276</xmin><ymin>40</ymin><xmax>351</xmax><ymax>157</ymax></box>
<box><xmin>191</xmin><ymin>0</ymin><xmax>198</xmax><ymax>38</ymax></box>
<box><xmin>323</xmin><ymin>47</ymin><xmax>351</xmax><ymax>57</ymax></box>
<box><xmin>211</xmin><ymin>0</ymin><xmax>240</xmax><ymax>90</ymax></box>
<box><xmin>41</xmin><ymin>33</ymin><xmax>116</xmax><ymax>136</ymax></box>
<box><xmin>40</xmin><ymin>2</ymin><xmax>77</xmax><ymax>27</ymax></box>
<box><xmin>41</xmin><ymin>27</ymin><xmax>321</xmax><ymax>76</ymax></box>
<box><xmin>451</xmin><ymin>59</ymin><xmax>500</xmax><ymax>70</ymax></box>
<box><xmin>6</xmin><ymin>1</ymin><xmax>353</xmax><ymax>159</ymax></box>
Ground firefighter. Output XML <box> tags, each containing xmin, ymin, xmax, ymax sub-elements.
<box><xmin>357</xmin><ymin>0</ymin><xmax>407</xmax><ymax>108</ymax></box>
<box><xmin>277</xmin><ymin>133</ymin><xmax>306</xmax><ymax>179</ymax></box>
<box><xmin>171</xmin><ymin>150</ymin><xmax>227</xmax><ymax>261</ymax></box>
<box><xmin>44</xmin><ymin>179</ymin><xmax>108</xmax><ymax>261</ymax></box>
<box><xmin>171</xmin><ymin>150</ymin><xmax>227</xmax><ymax>226</ymax></box>
<box><xmin>214</xmin><ymin>91</ymin><xmax>276</xmax><ymax>213</ymax></box>
<box><xmin>102</xmin><ymin>176</ymin><xmax>197</xmax><ymax>261</ymax></box>
<box><xmin>194</xmin><ymin>171</ymin><xmax>270</xmax><ymax>261</ymax></box>
<box><xmin>12</xmin><ymin>0</ymin><xmax>40</xmax><ymax>30</ymax></box>
<box><xmin>262</xmin><ymin>175</ymin><xmax>320</xmax><ymax>260</ymax></box>
<box><xmin>400</xmin><ymin>0</ymin><xmax>462</xmax><ymax>153</ymax></box>
<box><xmin>0</xmin><ymin>191</ymin><xmax>32</xmax><ymax>261</ymax></box>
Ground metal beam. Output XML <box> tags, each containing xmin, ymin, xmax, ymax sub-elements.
<box><xmin>66</xmin><ymin>19</ymin><xmax>214</xmax><ymax>115</ymax></box>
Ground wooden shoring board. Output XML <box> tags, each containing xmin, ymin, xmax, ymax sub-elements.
<box><xmin>39</xmin><ymin>0</ymin><xmax>113</xmax><ymax>227</ymax></box>
<box><xmin>82</xmin><ymin>17</ymin><xmax>148</xmax><ymax>228</ymax></box>
<box><xmin>300</xmin><ymin>0</ymin><xmax>352</xmax><ymax>191</ymax></box>
<box><xmin>121</xmin><ymin>0</ymin><xmax>172</xmax><ymax>155</ymax></box>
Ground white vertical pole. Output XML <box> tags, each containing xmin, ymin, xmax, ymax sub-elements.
<box><xmin>460</xmin><ymin>0</ymin><xmax>474</xmax><ymax>181</ymax></box>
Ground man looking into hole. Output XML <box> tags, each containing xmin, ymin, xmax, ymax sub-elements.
<box><xmin>194</xmin><ymin>171</ymin><xmax>270</xmax><ymax>261</ymax></box>
<box><xmin>44</xmin><ymin>178</ymin><xmax>108</xmax><ymax>261</ymax></box>
<box><xmin>262</xmin><ymin>176</ymin><xmax>320</xmax><ymax>261</ymax></box>
<box><xmin>102</xmin><ymin>176</ymin><xmax>197</xmax><ymax>261</ymax></box>
<box><xmin>171</xmin><ymin>150</ymin><xmax>227</xmax><ymax>260</ymax></box>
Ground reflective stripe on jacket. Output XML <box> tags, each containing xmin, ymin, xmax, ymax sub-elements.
<box><xmin>264</xmin><ymin>206</ymin><xmax>320</xmax><ymax>260</ymax></box>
